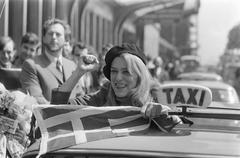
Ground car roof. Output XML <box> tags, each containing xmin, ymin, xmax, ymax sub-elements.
<box><xmin>180</xmin><ymin>55</ymin><xmax>200</xmax><ymax>62</ymax></box>
<box><xmin>177</xmin><ymin>72</ymin><xmax>223</xmax><ymax>81</ymax></box>
<box><xmin>165</xmin><ymin>80</ymin><xmax>234</xmax><ymax>90</ymax></box>
<box><xmin>24</xmin><ymin>127</ymin><xmax>240</xmax><ymax>158</ymax></box>
<box><xmin>209</xmin><ymin>101</ymin><xmax>240</xmax><ymax>109</ymax></box>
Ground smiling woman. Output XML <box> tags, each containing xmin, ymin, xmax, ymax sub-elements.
<box><xmin>51</xmin><ymin>42</ymin><xmax>181</xmax><ymax>132</ymax></box>
<box><xmin>52</xmin><ymin>43</ymin><xmax>152</xmax><ymax>106</ymax></box>
<box><xmin>51</xmin><ymin>43</ymin><xmax>154</xmax><ymax>107</ymax></box>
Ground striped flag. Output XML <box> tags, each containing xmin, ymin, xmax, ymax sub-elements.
<box><xmin>33</xmin><ymin>104</ymin><xmax>150</xmax><ymax>157</ymax></box>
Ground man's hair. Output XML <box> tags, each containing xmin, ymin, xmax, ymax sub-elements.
<box><xmin>21</xmin><ymin>32</ymin><xmax>39</xmax><ymax>45</ymax></box>
<box><xmin>42</xmin><ymin>18</ymin><xmax>70</xmax><ymax>37</ymax></box>
<box><xmin>71</xmin><ymin>42</ymin><xmax>87</xmax><ymax>54</ymax></box>
<box><xmin>72</xmin><ymin>42</ymin><xmax>86</xmax><ymax>50</ymax></box>
<box><xmin>0</xmin><ymin>36</ymin><xmax>15</xmax><ymax>50</ymax></box>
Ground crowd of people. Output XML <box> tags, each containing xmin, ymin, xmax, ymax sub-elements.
<box><xmin>0</xmin><ymin>33</ymin><xmax>40</xmax><ymax>69</ymax></box>
<box><xmin>0</xmin><ymin>18</ymin><xmax>183</xmax><ymax>101</ymax></box>
<box><xmin>0</xmin><ymin>18</ymin><xmax>182</xmax><ymax>156</ymax></box>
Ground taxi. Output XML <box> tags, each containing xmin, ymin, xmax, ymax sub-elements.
<box><xmin>23</xmin><ymin>83</ymin><xmax>240</xmax><ymax>158</ymax></box>
<box><xmin>164</xmin><ymin>80</ymin><xmax>239</xmax><ymax>104</ymax></box>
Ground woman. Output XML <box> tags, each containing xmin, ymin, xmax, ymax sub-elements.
<box><xmin>52</xmin><ymin>43</ymin><xmax>181</xmax><ymax>132</ymax></box>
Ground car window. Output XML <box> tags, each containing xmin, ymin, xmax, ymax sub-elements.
<box><xmin>211</xmin><ymin>88</ymin><xmax>239</xmax><ymax>103</ymax></box>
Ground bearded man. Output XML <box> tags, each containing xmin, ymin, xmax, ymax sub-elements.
<box><xmin>20</xmin><ymin>18</ymin><xmax>76</xmax><ymax>104</ymax></box>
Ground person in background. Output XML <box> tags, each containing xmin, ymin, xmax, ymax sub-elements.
<box><xmin>100</xmin><ymin>43</ymin><xmax>113</xmax><ymax>64</ymax></box>
<box><xmin>51</xmin><ymin>43</ymin><xmax>181</xmax><ymax>132</ymax></box>
<box><xmin>62</xmin><ymin>24</ymin><xmax>73</xmax><ymax>59</ymax></box>
<box><xmin>149</xmin><ymin>56</ymin><xmax>169</xmax><ymax>83</ymax></box>
<box><xmin>70</xmin><ymin>42</ymin><xmax>93</xmax><ymax>97</ymax></box>
<box><xmin>233</xmin><ymin>68</ymin><xmax>240</xmax><ymax>98</ymax></box>
<box><xmin>166</xmin><ymin>59</ymin><xmax>183</xmax><ymax>80</ymax></box>
<box><xmin>146</xmin><ymin>56</ymin><xmax>155</xmax><ymax>76</ymax></box>
<box><xmin>71</xmin><ymin>42</ymin><xmax>87</xmax><ymax>63</ymax></box>
<box><xmin>20</xmin><ymin>18</ymin><xmax>76</xmax><ymax>104</ymax></box>
<box><xmin>13</xmin><ymin>32</ymin><xmax>40</xmax><ymax>68</ymax></box>
<box><xmin>98</xmin><ymin>43</ymin><xmax>113</xmax><ymax>87</ymax></box>
<box><xmin>0</xmin><ymin>36</ymin><xmax>22</xmax><ymax>90</ymax></box>
<box><xmin>87</xmin><ymin>46</ymin><xmax>100</xmax><ymax>92</ymax></box>
<box><xmin>0</xmin><ymin>36</ymin><xmax>16</xmax><ymax>68</ymax></box>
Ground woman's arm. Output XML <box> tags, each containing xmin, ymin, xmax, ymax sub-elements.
<box><xmin>58</xmin><ymin>55</ymin><xmax>99</xmax><ymax>92</ymax></box>
<box><xmin>51</xmin><ymin>55</ymin><xmax>99</xmax><ymax>104</ymax></box>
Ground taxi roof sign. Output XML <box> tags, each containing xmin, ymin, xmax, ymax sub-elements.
<box><xmin>157</xmin><ymin>83</ymin><xmax>212</xmax><ymax>108</ymax></box>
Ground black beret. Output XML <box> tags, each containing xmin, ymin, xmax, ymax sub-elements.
<box><xmin>103</xmin><ymin>43</ymin><xmax>147</xmax><ymax>80</ymax></box>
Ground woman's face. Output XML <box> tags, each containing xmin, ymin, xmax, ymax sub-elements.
<box><xmin>110</xmin><ymin>56</ymin><xmax>138</xmax><ymax>98</ymax></box>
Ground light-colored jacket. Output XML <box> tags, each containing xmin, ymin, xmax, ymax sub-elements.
<box><xmin>20</xmin><ymin>51</ymin><xmax>76</xmax><ymax>104</ymax></box>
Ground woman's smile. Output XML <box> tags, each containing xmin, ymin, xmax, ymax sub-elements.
<box><xmin>114</xmin><ymin>82</ymin><xmax>127</xmax><ymax>92</ymax></box>
<box><xmin>114</xmin><ymin>82</ymin><xmax>126</xmax><ymax>88</ymax></box>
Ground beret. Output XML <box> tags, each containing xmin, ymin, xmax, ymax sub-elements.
<box><xmin>103</xmin><ymin>43</ymin><xmax>147</xmax><ymax>80</ymax></box>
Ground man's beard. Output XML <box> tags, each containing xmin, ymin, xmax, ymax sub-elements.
<box><xmin>44</xmin><ymin>44</ymin><xmax>63</xmax><ymax>53</ymax></box>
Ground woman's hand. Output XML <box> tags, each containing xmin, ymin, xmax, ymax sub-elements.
<box><xmin>141</xmin><ymin>102</ymin><xmax>171</xmax><ymax>119</ymax></box>
<box><xmin>77</xmin><ymin>54</ymin><xmax>99</xmax><ymax>73</ymax></box>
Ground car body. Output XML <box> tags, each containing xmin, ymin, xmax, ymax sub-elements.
<box><xmin>177</xmin><ymin>72</ymin><xmax>223</xmax><ymax>81</ymax></box>
<box><xmin>23</xmin><ymin>122</ymin><xmax>240</xmax><ymax>158</ymax></box>
<box><xmin>164</xmin><ymin>80</ymin><xmax>239</xmax><ymax>104</ymax></box>
<box><xmin>23</xmin><ymin>84</ymin><xmax>240</xmax><ymax>158</ymax></box>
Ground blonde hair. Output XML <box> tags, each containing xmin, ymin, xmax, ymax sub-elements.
<box><xmin>121</xmin><ymin>53</ymin><xmax>154</xmax><ymax>105</ymax></box>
